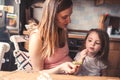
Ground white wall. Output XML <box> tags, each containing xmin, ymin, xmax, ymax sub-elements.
<box><xmin>33</xmin><ymin>0</ymin><xmax>120</xmax><ymax>31</ymax></box>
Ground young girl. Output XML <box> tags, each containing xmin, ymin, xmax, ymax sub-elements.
<box><xmin>74</xmin><ymin>28</ymin><xmax>109</xmax><ymax>76</ymax></box>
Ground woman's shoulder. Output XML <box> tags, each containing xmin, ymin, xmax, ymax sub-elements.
<box><xmin>30</xmin><ymin>29</ymin><xmax>39</xmax><ymax>34</ymax></box>
<box><xmin>29</xmin><ymin>29</ymin><xmax>41</xmax><ymax>40</ymax></box>
<box><xmin>30</xmin><ymin>29</ymin><xmax>39</xmax><ymax>35</ymax></box>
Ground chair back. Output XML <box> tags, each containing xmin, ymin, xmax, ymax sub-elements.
<box><xmin>10</xmin><ymin>35</ymin><xmax>32</xmax><ymax>71</ymax></box>
<box><xmin>0</xmin><ymin>42</ymin><xmax>10</xmax><ymax>70</ymax></box>
<box><xmin>10</xmin><ymin>35</ymin><xmax>28</xmax><ymax>50</ymax></box>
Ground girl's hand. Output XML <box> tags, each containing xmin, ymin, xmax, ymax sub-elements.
<box><xmin>79</xmin><ymin>49</ymin><xmax>88</xmax><ymax>60</ymax></box>
<box><xmin>74</xmin><ymin>49</ymin><xmax>87</xmax><ymax>66</ymax></box>
<box><xmin>59</xmin><ymin>62</ymin><xmax>79</xmax><ymax>74</ymax></box>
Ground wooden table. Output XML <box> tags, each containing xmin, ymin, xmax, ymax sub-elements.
<box><xmin>0</xmin><ymin>71</ymin><xmax>119</xmax><ymax>80</ymax></box>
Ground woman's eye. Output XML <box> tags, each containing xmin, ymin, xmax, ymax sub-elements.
<box><xmin>62</xmin><ymin>16</ymin><xmax>67</xmax><ymax>19</ymax></box>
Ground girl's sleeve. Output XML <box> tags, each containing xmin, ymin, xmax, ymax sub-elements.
<box><xmin>99</xmin><ymin>61</ymin><xmax>108</xmax><ymax>69</ymax></box>
<box><xmin>74</xmin><ymin>52</ymin><xmax>81</xmax><ymax>61</ymax></box>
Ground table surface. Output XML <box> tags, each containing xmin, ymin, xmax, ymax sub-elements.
<box><xmin>0</xmin><ymin>71</ymin><xmax>119</xmax><ymax>80</ymax></box>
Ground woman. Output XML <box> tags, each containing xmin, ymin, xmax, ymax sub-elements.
<box><xmin>29</xmin><ymin>0</ymin><xmax>78</xmax><ymax>74</ymax></box>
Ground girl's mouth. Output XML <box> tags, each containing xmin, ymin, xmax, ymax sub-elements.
<box><xmin>88</xmin><ymin>47</ymin><xmax>94</xmax><ymax>52</ymax></box>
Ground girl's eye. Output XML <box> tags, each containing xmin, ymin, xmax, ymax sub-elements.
<box><xmin>88</xmin><ymin>39</ymin><xmax>92</xmax><ymax>42</ymax></box>
<box><xmin>95</xmin><ymin>42</ymin><xmax>101</xmax><ymax>45</ymax></box>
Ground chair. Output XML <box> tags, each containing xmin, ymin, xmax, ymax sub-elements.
<box><xmin>10</xmin><ymin>35</ymin><xmax>28</xmax><ymax>51</ymax></box>
<box><xmin>0</xmin><ymin>42</ymin><xmax>10</xmax><ymax>70</ymax></box>
<box><xmin>10</xmin><ymin>35</ymin><xmax>32</xmax><ymax>71</ymax></box>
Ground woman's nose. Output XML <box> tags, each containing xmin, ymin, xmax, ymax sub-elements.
<box><xmin>66</xmin><ymin>17</ymin><xmax>71</xmax><ymax>23</ymax></box>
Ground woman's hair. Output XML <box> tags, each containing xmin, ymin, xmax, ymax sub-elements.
<box><xmin>84</xmin><ymin>29</ymin><xmax>109</xmax><ymax>64</ymax></box>
<box><xmin>37</xmin><ymin>0</ymin><xmax>73</xmax><ymax>58</ymax></box>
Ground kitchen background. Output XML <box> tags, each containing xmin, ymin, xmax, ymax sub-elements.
<box><xmin>69</xmin><ymin>0</ymin><xmax>120</xmax><ymax>30</ymax></box>
<box><xmin>33</xmin><ymin>0</ymin><xmax>120</xmax><ymax>31</ymax></box>
<box><xmin>0</xmin><ymin>0</ymin><xmax>120</xmax><ymax>76</ymax></box>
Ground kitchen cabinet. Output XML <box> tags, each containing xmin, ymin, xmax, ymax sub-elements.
<box><xmin>68</xmin><ymin>38</ymin><xmax>83</xmax><ymax>59</ymax></box>
<box><xmin>105</xmin><ymin>0</ymin><xmax>120</xmax><ymax>4</ymax></box>
<box><xmin>108</xmin><ymin>40</ymin><xmax>120</xmax><ymax>77</ymax></box>
<box><xmin>95</xmin><ymin>0</ymin><xmax>120</xmax><ymax>5</ymax></box>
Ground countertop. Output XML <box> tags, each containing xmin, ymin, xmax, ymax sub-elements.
<box><xmin>23</xmin><ymin>30</ymin><xmax>120</xmax><ymax>42</ymax></box>
<box><xmin>68</xmin><ymin>31</ymin><xmax>120</xmax><ymax>42</ymax></box>
<box><xmin>0</xmin><ymin>71</ymin><xmax>119</xmax><ymax>80</ymax></box>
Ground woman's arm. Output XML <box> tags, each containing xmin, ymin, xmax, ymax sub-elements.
<box><xmin>42</xmin><ymin>62</ymin><xmax>78</xmax><ymax>74</ymax></box>
<box><xmin>29</xmin><ymin>32</ymin><xmax>44</xmax><ymax>71</ymax></box>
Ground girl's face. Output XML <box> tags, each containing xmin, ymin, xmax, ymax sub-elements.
<box><xmin>85</xmin><ymin>31</ymin><xmax>101</xmax><ymax>57</ymax></box>
<box><xmin>55</xmin><ymin>6</ymin><xmax>73</xmax><ymax>30</ymax></box>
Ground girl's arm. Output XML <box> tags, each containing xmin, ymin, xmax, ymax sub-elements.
<box><xmin>72</xmin><ymin>49</ymin><xmax>87</xmax><ymax>75</ymax></box>
<box><xmin>74</xmin><ymin>49</ymin><xmax>87</xmax><ymax>63</ymax></box>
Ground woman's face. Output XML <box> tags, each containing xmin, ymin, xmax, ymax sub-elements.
<box><xmin>85</xmin><ymin>31</ymin><xmax>101</xmax><ymax>57</ymax></box>
<box><xmin>55</xmin><ymin>6</ymin><xmax>73</xmax><ymax>30</ymax></box>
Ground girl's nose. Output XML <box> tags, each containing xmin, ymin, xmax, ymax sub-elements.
<box><xmin>91</xmin><ymin>42</ymin><xmax>95</xmax><ymax>46</ymax></box>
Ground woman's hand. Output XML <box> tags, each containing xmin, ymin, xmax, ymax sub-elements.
<box><xmin>58</xmin><ymin>62</ymin><xmax>79</xmax><ymax>74</ymax></box>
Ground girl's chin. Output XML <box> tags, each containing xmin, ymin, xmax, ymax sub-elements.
<box><xmin>87</xmin><ymin>51</ymin><xmax>96</xmax><ymax>57</ymax></box>
<box><xmin>87</xmin><ymin>51</ymin><xmax>94</xmax><ymax>55</ymax></box>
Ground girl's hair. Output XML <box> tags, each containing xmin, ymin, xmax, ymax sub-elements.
<box><xmin>37</xmin><ymin>0</ymin><xmax>73</xmax><ymax>58</ymax></box>
<box><xmin>84</xmin><ymin>29</ymin><xmax>109</xmax><ymax>64</ymax></box>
